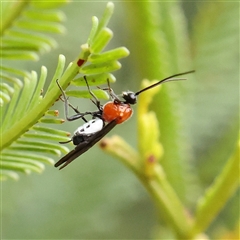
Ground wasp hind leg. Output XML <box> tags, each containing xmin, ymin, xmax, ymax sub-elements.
<box><xmin>56</xmin><ymin>79</ymin><xmax>88</xmax><ymax>122</ymax></box>
<box><xmin>59</xmin><ymin>139</ymin><xmax>72</xmax><ymax>144</ymax></box>
<box><xmin>83</xmin><ymin>76</ymin><xmax>102</xmax><ymax>111</ymax></box>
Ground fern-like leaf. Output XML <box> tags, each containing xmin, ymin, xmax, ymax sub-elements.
<box><xmin>0</xmin><ymin>2</ymin><xmax>129</xmax><ymax>180</ymax></box>
<box><xmin>1</xmin><ymin>2</ymin><xmax>66</xmax><ymax>60</ymax></box>
<box><xmin>1</xmin><ymin>2</ymin><xmax>68</xmax><ymax>180</ymax></box>
<box><xmin>0</xmin><ymin>56</ymin><xmax>70</xmax><ymax>180</ymax></box>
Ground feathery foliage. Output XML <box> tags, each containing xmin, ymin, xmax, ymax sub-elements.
<box><xmin>0</xmin><ymin>2</ymin><xmax>129</xmax><ymax>180</ymax></box>
<box><xmin>1</xmin><ymin>2</ymin><xmax>238</xmax><ymax>240</ymax></box>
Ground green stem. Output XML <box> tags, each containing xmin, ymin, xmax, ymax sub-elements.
<box><xmin>101</xmin><ymin>136</ymin><xmax>193</xmax><ymax>239</ymax></box>
<box><xmin>141</xmin><ymin>165</ymin><xmax>193</xmax><ymax>239</ymax></box>
<box><xmin>191</xmin><ymin>141</ymin><xmax>240</xmax><ymax>235</ymax></box>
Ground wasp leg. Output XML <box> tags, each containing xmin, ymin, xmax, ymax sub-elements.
<box><xmin>83</xmin><ymin>76</ymin><xmax>102</xmax><ymax>111</ymax></box>
<box><xmin>56</xmin><ymin>79</ymin><xmax>89</xmax><ymax>122</ymax></box>
<box><xmin>59</xmin><ymin>139</ymin><xmax>72</xmax><ymax>144</ymax></box>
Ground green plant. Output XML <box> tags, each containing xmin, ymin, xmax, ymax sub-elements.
<box><xmin>1</xmin><ymin>1</ymin><xmax>239</xmax><ymax>240</ymax></box>
<box><xmin>1</xmin><ymin>2</ymin><xmax>129</xmax><ymax>180</ymax></box>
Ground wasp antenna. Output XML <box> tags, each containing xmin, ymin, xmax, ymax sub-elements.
<box><xmin>135</xmin><ymin>70</ymin><xmax>195</xmax><ymax>96</ymax></box>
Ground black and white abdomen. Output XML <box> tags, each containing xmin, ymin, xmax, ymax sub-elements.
<box><xmin>72</xmin><ymin>118</ymin><xmax>105</xmax><ymax>145</ymax></box>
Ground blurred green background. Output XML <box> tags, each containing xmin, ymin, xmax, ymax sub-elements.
<box><xmin>2</xmin><ymin>1</ymin><xmax>239</xmax><ymax>239</ymax></box>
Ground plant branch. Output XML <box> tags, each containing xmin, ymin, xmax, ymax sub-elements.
<box><xmin>191</xmin><ymin>141</ymin><xmax>240</xmax><ymax>235</ymax></box>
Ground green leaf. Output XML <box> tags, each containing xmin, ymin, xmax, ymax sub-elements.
<box><xmin>90</xmin><ymin>28</ymin><xmax>113</xmax><ymax>53</ymax></box>
<box><xmin>94</xmin><ymin>2</ymin><xmax>114</xmax><ymax>39</ymax></box>
<box><xmin>0</xmin><ymin>2</ymin><xmax>130</xmax><ymax>180</ymax></box>
<box><xmin>1</xmin><ymin>2</ymin><xmax>66</xmax><ymax>60</ymax></box>
<box><xmin>66</xmin><ymin>89</ymin><xmax>109</xmax><ymax>100</ymax></box>
<box><xmin>0</xmin><ymin>55</ymin><xmax>71</xmax><ymax>179</ymax></box>
<box><xmin>2</xmin><ymin>152</ymin><xmax>55</xmax><ymax>165</ymax></box>
<box><xmin>89</xmin><ymin>47</ymin><xmax>130</xmax><ymax>64</ymax></box>
<box><xmin>71</xmin><ymin>73</ymin><xmax>116</xmax><ymax>86</ymax></box>
<box><xmin>80</xmin><ymin>61</ymin><xmax>121</xmax><ymax>74</ymax></box>
<box><xmin>16</xmin><ymin>20</ymin><xmax>65</xmax><ymax>33</ymax></box>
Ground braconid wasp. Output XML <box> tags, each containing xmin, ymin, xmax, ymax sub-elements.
<box><xmin>55</xmin><ymin>70</ymin><xmax>195</xmax><ymax>169</ymax></box>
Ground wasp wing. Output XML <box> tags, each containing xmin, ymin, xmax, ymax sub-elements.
<box><xmin>55</xmin><ymin>120</ymin><xmax>117</xmax><ymax>170</ymax></box>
